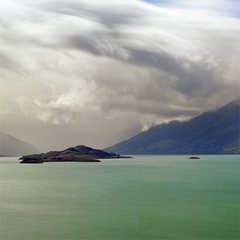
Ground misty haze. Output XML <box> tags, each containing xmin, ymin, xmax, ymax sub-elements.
<box><xmin>1</xmin><ymin>0</ymin><xmax>239</xmax><ymax>152</ymax></box>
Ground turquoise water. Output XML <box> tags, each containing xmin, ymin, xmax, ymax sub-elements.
<box><xmin>0</xmin><ymin>155</ymin><xmax>239</xmax><ymax>239</ymax></box>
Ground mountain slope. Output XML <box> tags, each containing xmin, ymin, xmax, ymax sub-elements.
<box><xmin>105</xmin><ymin>100</ymin><xmax>240</xmax><ymax>154</ymax></box>
<box><xmin>0</xmin><ymin>132</ymin><xmax>40</xmax><ymax>156</ymax></box>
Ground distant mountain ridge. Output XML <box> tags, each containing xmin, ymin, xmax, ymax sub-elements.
<box><xmin>0</xmin><ymin>132</ymin><xmax>40</xmax><ymax>156</ymax></box>
<box><xmin>105</xmin><ymin>99</ymin><xmax>240</xmax><ymax>155</ymax></box>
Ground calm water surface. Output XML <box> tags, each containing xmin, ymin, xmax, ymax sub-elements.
<box><xmin>0</xmin><ymin>155</ymin><xmax>239</xmax><ymax>239</ymax></box>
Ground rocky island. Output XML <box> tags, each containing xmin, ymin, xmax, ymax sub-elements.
<box><xmin>19</xmin><ymin>145</ymin><xmax>131</xmax><ymax>163</ymax></box>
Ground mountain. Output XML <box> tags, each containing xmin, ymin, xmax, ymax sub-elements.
<box><xmin>105</xmin><ymin>100</ymin><xmax>240</xmax><ymax>155</ymax></box>
<box><xmin>19</xmin><ymin>145</ymin><xmax>131</xmax><ymax>163</ymax></box>
<box><xmin>0</xmin><ymin>132</ymin><xmax>40</xmax><ymax>156</ymax></box>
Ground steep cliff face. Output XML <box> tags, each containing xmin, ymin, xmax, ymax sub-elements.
<box><xmin>105</xmin><ymin>100</ymin><xmax>240</xmax><ymax>154</ymax></box>
<box><xmin>0</xmin><ymin>132</ymin><xmax>40</xmax><ymax>156</ymax></box>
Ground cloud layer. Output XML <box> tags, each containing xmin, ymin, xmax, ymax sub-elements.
<box><xmin>1</xmin><ymin>0</ymin><xmax>239</xmax><ymax>150</ymax></box>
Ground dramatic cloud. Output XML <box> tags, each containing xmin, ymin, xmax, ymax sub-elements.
<box><xmin>1</xmin><ymin>0</ymin><xmax>239</xmax><ymax>150</ymax></box>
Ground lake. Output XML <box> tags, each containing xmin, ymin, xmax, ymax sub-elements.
<box><xmin>0</xmin><ymin>155</ymin><xmax>239</xmax><ymax>239</ymax></box>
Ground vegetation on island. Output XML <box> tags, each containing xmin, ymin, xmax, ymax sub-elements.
<box><xmin>19</xmin><ymin>145</ymin><xmax>131</xmax><ymax>163</ymax></box>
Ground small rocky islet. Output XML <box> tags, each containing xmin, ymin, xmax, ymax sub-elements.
<box><xmin>189</xmin><ymin>156</ymin><xmax>200</xmax><ymax>159</ymax></box>
<box><xmin>19</xmin><ymin>145</ymin><xmax>131</xmax><ymax>163</ymax></box>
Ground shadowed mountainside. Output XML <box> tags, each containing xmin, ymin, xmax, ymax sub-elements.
<box><xmin>105</xmin><ymin>99</ymin><xmax>240</xmax><ymax>155</ymax></box>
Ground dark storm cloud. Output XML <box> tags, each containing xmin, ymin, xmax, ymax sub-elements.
<box><xmin>68</xmin><ymin>36</ymin><xmax>102</xmax><ymax>56</ymax></box>
<box><xmin>36</xmin><ymin>0</ymin><xmax>239</xmax><ymax>102</ymax></box>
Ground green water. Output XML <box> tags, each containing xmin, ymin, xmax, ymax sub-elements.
<box><xmin>0</xmin><ymin>155</ymin><xmax>239</xmax><ymax>239</ymax></box>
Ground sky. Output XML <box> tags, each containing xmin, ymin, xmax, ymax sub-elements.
<box><xmin>1</xmin><ymin>0</ymin><xmax>239</xmax><ymax>152</ymax></box>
